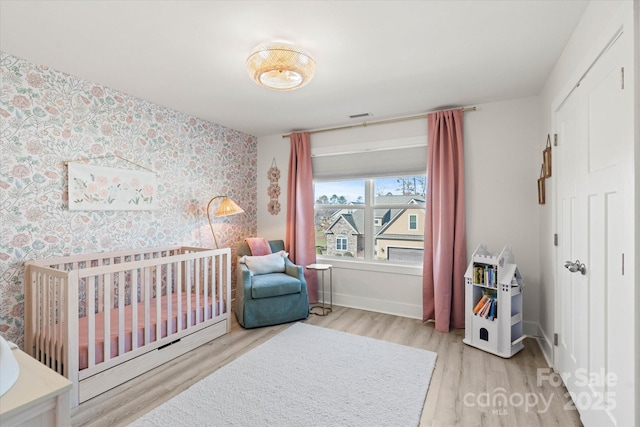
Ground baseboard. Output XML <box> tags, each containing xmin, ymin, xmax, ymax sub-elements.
<box><xmin>536</xmin><ymin>327</ymin><xmax>554</xmax><ymax>368</ymax></box>
<box><xmin>523</xmin><ymin>321</ymin><xmax>554</xmax><ymax>368</ymax></box>
<box><xmin>326</xmin><ymin>292</ymin><xmax>422</xmax><ymax>319</ymax></box>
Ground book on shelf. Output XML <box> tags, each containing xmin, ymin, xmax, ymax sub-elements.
<box><xmin>473</xmin><ymin>295</ymin><xmax>488</xmax><ymax>314</ymax></box>
<box><xmin>478</xmin><ymin>298</ymin><xmax>492</xmax><ymax>317</ymax></box>
<box><xmin>488</xmin><ymin>298</ymin><xmax>497</xmax><ymax>320</ymax></box>
<box><xmin>474</xmin><ymin>293</ymin><xmax>498</xmax><ymax>321</ymax></box>
<box><xmin>473</xmin><ymin>264</ymin><xmax>498</xmax><ymax>287</ymax></box>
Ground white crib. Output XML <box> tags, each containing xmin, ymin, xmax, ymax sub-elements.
<box><xmin>24</xmin><ymin>246</ymin><xmax>231</xmax><ymax>407</ymax></box>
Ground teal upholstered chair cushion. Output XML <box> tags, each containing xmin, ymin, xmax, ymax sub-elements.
<box><xmin>251</xmin><ymin>272</ymin><xmax>302</xmax><ymax>298</ymax></box>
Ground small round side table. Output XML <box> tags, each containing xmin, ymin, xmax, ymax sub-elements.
<box><xmin>306</xmin><ymin>264</ymin><xmax>333</xmax><ymax>316</ymax></box>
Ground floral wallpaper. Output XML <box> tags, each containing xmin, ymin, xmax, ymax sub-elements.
<box><xmin>0</xmin><ymin>52</ymin><xmax>257</xmax><ymax>347</ymax></box>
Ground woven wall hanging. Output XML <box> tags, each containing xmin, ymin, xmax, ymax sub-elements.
<box><xmin>267</xmin><ymin>158</ymin><xmax>281</xmax><ymax>215</ymax></box>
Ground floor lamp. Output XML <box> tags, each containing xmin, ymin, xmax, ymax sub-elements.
<box><xmin>206</xmin><ymin>195</ymin><xmax>244</xmax><ymax>248</ymax></box>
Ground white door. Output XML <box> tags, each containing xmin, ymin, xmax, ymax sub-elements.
<box><xmin>554</xmin><ymin>28</ymin><xmax>633</xmax><ymax>427</ymax></box>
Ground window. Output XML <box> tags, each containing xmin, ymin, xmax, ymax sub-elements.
<box><xmin>408</xmin><ymin>214</ymin><xmax>418</xmax><ymax>230</ymax></box>
<box><xmin>314</xmin><ymin>175</ymin><xmax>426</xmax><ymax>263</ymax></box>
<box><xmin>336</xmin><ymin>236</ymin><xmax>348</xmax><ymax>251</ymax></box>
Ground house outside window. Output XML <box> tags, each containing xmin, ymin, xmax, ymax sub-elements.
<box><xmin>314</xmin><ymin>176</ymin><xmax>426</xmax><ymax>263</ymax></box>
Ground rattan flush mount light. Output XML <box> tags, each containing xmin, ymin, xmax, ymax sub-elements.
<box><xmin>246</xmin><ymin>42</ymin><xmax>316</xmax><ymax>91</ymax></box>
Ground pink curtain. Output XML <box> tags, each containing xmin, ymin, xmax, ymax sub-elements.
<box><xmin>422</xmin><ymin>109</ymin><xmax>467</xmax><ymax>332</ymax></box>
<box><xmin>286</xmin><ymin>132</ymin><xmax>318</xmax><ymax>302</ymax></box>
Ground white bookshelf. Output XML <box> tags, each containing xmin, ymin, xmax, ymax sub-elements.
<box><xmin>463</xmin><ymin>244</ymin><xmax>524</xmax><ymax>358</ymax></box>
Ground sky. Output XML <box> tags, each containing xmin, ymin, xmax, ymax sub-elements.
<box><xmin>314</xmin><ymin>176</ymin><xmax>425</xmax><ymax>204</ymax></box>
<box><xmin>314</xmin><ymin>180</ymin><xmax>364</xmax><ymax>203</ymax></box>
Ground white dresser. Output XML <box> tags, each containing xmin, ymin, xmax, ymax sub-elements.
<box><xmin>0</xmin><ymin>348</ymin><xmax>72</xmax><ymax>427</ymax></box>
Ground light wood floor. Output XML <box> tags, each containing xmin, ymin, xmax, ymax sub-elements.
<box><xmin>71</xmin><ymin>306</ymin><xmax>583</xmax><ymax>427</ymax></box>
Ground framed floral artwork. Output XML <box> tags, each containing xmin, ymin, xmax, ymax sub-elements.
<box><xmin>68</xmin><ymin>163</ymin><xmax>158</xmax><ymax>210</ymax></box>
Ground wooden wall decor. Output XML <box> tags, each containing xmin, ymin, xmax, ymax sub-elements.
<box><xmin>543</xmin><ymin>134</ymin><xmax>552</xmax><ymax>178</ymax></box>
<box><xmin>267</xmin><ymin>158</ymin><xmax>281</xmax><ymax>215</ymax></box>
<box><xmin>538</xmin><ymin>164</ymin><xmax>546</xmax><ymax>205</ymax></box>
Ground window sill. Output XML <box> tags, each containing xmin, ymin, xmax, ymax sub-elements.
<box><xmin>315</xmin><ymin>256</ymin><xmax>423</xmax><ymax>276</ymax></box>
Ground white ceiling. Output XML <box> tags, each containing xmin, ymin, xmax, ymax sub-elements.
<box><xmin>0</xmin><ymin>1</ymin><xmax>588</xmax><ymax>137</ymax></box>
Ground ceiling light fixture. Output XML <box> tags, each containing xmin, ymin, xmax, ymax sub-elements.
<box><xmin>246</xmin><ymin>42</ymin><xmax>316</xmax><ymax>91</ymax></box>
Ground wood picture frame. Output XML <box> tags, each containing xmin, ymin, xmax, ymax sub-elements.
<box><xmin>538</xmin><ymin>164</ymin><xmax>546</xmax><ymax>205</ymax></box>
<box><xmin>543</xmin><ymin>134</ymin><xmax>552</xmax><ymax>178</ymax></box>
<box><xmin>538</xmin><ymin>177</ymin><xmax>545</xmax><ymax>204</ymax></box>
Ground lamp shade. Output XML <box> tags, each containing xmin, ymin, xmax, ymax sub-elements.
<box><xmin>206</xmin><ymin>195</ymin><xmax>244</xmax><ymax>248</ymax></box>
<box><xmin>246</xmin><ymin>42</ymin><xmax>316</xmax><ymax>91</ymax></box>
<box><xmin>214</xmin><ymin>197</ymin><xmax>245</xmax><ymax>217</ymax></box>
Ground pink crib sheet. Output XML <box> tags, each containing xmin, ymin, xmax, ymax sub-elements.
<box><xmin>76</xmin><ymin>292</ymin><xmax>221</xmax><ymax>370</ymax></box>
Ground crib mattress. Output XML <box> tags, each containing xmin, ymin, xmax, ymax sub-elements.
<box><xmin>38</xmin><ymin>292</ymin><xmax>223</xmax><ymax>370</ymax></box>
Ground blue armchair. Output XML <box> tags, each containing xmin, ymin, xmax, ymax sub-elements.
<box><xmin>235</xmin><ymin>240</ymin><xmax>309</xmax><ymax>328</ymax></box>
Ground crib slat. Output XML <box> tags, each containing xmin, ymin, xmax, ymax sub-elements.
<box><xmin>225</xmin><ymin>252</ymin><xmax>230</xmax><ymax>315</ymax></box>
<box><xmin>156</xmin><ymin>265</ymin><xmax>161</xmax><ymax>341</ymax></box>
<box><xmin>203</xmin><ymin>256</ymin><xmax>209</xmax><ymax>320</ymax></box>
<box><xmin>39</xmin><ymin>272</ymin><xmax>44</xmax><ymax>364</ymax></box>
<box><xmin>35</xmin><ymin>272</ymin><xmax>41</xmax><ymax>363</ymax></box>
<box><xmin>177</xmin><ymin>261</ymin><xmax>182</xmax><ymax>331</ymax></box>
<box><xmin>167</xmin><ymin>262</ymin><xmax>173</xmax><ymax>336</ymax></box>
<box><xmin>97</xmin><ymin>260</ymin><xmax>104</xmax><ymax>321</ymax></box>
<box><xmin>66</xmin><ymin>271</ymin><xmax>80</xmax><ymax>407</ymax></box>
<box><xmin>88</xmin><ymin>275</ymin><xmax>96</xmax><ymax>369</ymax></box>
<box><xmin>50</xmin><ymin>275</ymin><xmax>57</xmax><ymax>368</ymax></box>
<box><xmin>213</xmin><ymin>255</ymin><xmax>218</xmax><ymax>318</ymax></box>
<box><xmin>41</xmin><ymin>273</ymin><xmax>47</xmax><ymax>363</ymax></box>
<box><xmin>110</xmin><ymin>258</ymin><xmax>117</xmax><ymax>313</ymax></box>
<box><xmin>218</xmin><ymin>254</ymin><xmax>224</xmax><ymax>316</ymax></box>
<box><xmin>56</xmin><ymin>280</ymin><xmax>64</xmax><ymax>374</ymax></box>
<box><xmin>46</xmin><ymin>274</ymin><xmax>53</xmax><ymax>369</ymax></box>
<box><xmin>118</xmin><ymin>271</ymin><xmax>125</xmax><ymax>357</ymax></box>
<box><xmin>43</xmin><ymin>275</ymin><xmax>49</xmax><ymax>368</ymax></box>
<box><xmin>131</xmin><ymin>268</ymin><xmax>138</xmax><ymax>350</ymax></box>
<box><xmin>144</xmin><ymin>267</ymin><xmax>151</xmax><ymax>345</ymax></box>
<box><xmin>51</xmin><ymin>275</ymin><xmax>58</xmax><ymax>372</ymax></box>
<box><xmin>212</xmin><ymin>255</ymin><xmax>218</xmax><ymax>318</ymax></box>
<box><xmin>38</xmin><ymin>275</ymin><xmax>47</xmax><ymax>365</ymax></box>
<box><xmin>103</xmin><ymin>273</ymin><xmax>111</xmax><ymax>364</ymax></box>
<box><xmin>195</xmin><ymin>258</ymin><xmax>200</xmax><ymax>324</ymax></box>
<box><xmin>186</xmin><ymin>260</ymin><xmax>192</xmax><ymax>328</ymax></box>
<box><xmin>51</xmin><ymin>275</ymin><xmax>57</xmax><ymax>368</ymax></box>
<box><xmin>24</xmin><ymin>267</ymin><xmax>35</xmax><ymax>357</ymax></box>
<box><xmin>209</xmin><ymin>257</ymin><xmax>214</xmax><ymax>319</ymax></box>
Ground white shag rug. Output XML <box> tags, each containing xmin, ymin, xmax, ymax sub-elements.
<box><xmin>128</xmin><ymin>322</ymin><xmax>437</xmax><ymax>427</ymax></box>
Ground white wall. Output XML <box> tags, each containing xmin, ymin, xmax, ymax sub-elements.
<box><xmin>465</xmin><ymin>97</ymin><xmax>541</xmax><ymax>326</ymax></box>
<box><xmin>537</xmin><ymin>0</ymin><xmax>634</xmax><ymax>363</ymax></box>
<box><xmin>257</xmin><ymin>96</ymin><xmax>541</xmax><ymax>324</ymax></box>
<box><xmin>257</xmin><ymin>134</ymin><xmax>290</xmax><ymax>240</ymax></box>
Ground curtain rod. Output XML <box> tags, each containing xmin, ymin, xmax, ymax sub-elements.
<box><xmin>281</xmin><ymin>106</ymin><xmax>477</xmax><ymax>139</ymax></box>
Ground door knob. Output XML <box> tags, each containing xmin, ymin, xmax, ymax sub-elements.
<box><xmin>564</xmin><ymin>260</ymin><xmax>586</xmax><ymax>275</ymax></box>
